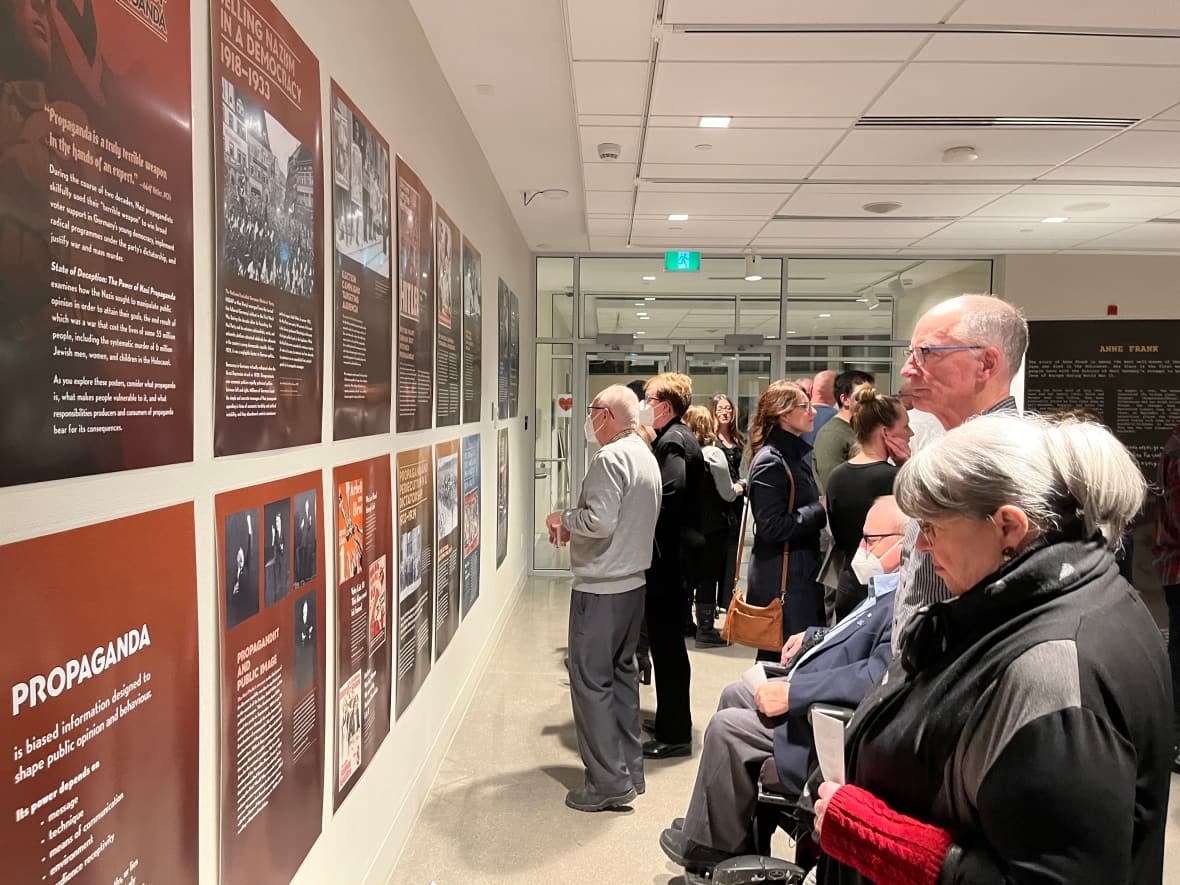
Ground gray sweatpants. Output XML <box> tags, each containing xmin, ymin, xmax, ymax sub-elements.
<box><xmin>568</xmin><ymin>587</ymin><xmax>646</xmax><ymax>796</ymax></box>
<box><xmin>681</xmin><ymin>682</ymin><xmax>775</xmax><ymax>853</ymax></box>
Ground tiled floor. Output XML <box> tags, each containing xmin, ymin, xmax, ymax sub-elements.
<box><xmin>388</xmin><ymin>577</ymin><xmax>1180</xmax><ymax>884</ymax></box>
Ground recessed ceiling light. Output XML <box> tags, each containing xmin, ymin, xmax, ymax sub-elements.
<box><xmin>744</xmin><ymin>274</ymin><xmax>763</xmax><ymax>282</ymax></box>
<box><xmin>787</xmin><ymin>330</ymin><xmax>797</xmax><ymax>335</ymax></box>
<box><xmin>1041</xmin><ymin>216</ymin><xmax>1068</xmax><ymax>224</ymax></box>
<box><xmin>642</xmin><ymin>275</ymin><xmax>656</xmax><ymax>281</ymax></box>
<box><xmin>644</xmin><ymin>297</ymin><xmax>656</xmax><ymax>301</ymax></box>
<box><xmin>636</xmin><ymin>330</ymin><xmax>646</xmax><ymax>335</ymax></box>
<box><xmin>634</xmin><ymin>302</ymin><xmax>645</xmax><ymax>306</ymax></box>
<box><xmin>668</xmin><ymin>213</ymin><xmax>689</xmax><ymax>222</ymax></box>
<box><xmin>818</xmin><ymin>313</ymin><xmax>832</xmax><ymax>318</ymax></box>
<box><xmin>699</xmin><ymin>116</ymin><xmax>731</xmax><ymax>128</ymax></box>
<box><xmin>694</xmin><ymin>143</ymin><xmax>713</xmax><ymax>152</ymax></box>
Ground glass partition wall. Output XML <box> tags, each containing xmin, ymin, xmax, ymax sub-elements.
<box><xmin>532</xmin><ymin>256</ymin><xmax>992</xmax><ymax>572</ymax></box>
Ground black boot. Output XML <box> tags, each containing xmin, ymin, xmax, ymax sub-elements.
<box><xmin>695</xmin><ymin>604</ymin><xmax>726</xmax><ymax>648</ymax></box>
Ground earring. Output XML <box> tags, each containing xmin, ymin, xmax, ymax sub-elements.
<box><xmin>1002</xmin><ymin>546</ymin><xmax>1017</xmax><ymax>561</ymax></box>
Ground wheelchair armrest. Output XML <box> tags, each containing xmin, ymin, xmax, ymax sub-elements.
<box><xmin>807</xmin><ymin>703</ymin><xmax>855</xmax><ymax>726</ymax></box>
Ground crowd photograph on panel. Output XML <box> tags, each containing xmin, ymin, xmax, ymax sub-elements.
<box><xmin>548</xmin><ymin>293</ymin><xmax>1175</xmax><ymax>885</ymax></box>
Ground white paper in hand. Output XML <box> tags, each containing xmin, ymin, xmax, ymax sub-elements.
<box><xmin>741</xmin><ymin>662</ymin><xmax>768</xmax><ymax>694</ymax></box>
<box><xmin>812</xmin><ymin>711</ymin><xmax>846</xmax><ymax>785</ymax></box>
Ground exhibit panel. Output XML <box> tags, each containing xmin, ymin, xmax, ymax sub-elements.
<box><xmin>215</xmin><ymin>473</ymin><xmax>326</xmax><ymax>885</ymax></box>
<box><xmin>212</xmin><ymin>0</ymin><xmax>324</xmax><ymax>456</ymax></box>
<box><xmin>1</xmin><ymin>504</ymin><xmax>199</xmax><ymax>884</ymax></box>
<box><xmin>0</xmin><ymin>0</ymin><xmax>195</xmax><ymax>486</ymax></box>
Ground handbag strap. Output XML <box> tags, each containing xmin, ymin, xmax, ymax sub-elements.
<box><xmin>734</xmin><ymin>496</ymin><xmax>750</xmax><ymax>586</ymax></box>
<box><xmin>779</xmin><ymin>464</ymin><xmax>796</xmax><ymax>601</ymax></box>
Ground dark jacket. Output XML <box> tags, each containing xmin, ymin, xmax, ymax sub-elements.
<box><xmin>746</xmin><ymin>427</ymin><xmax>826</xmax><ymax>607</ymax></box>
<box><xmin>773</xmin><ymin>585</ymin><xmax>895</xmax><ymax>793</ymax></box>
<box><xmin>823</xmin><ymin>536</ymin><xmax>1172</xmax><ymax>885</ymax></box>
<box><xmin>649</xmin><ymin>417</ymin><xmax>704</xmax><ymax>572</ymax></box>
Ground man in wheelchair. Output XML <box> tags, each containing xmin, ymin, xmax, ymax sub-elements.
<box><xmin>660</xmin><ymin>496</ymin><xmax>907</xmax><ymax>879</ymax></box>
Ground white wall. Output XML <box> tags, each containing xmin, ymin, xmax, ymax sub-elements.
<box><xmin>999</xmin><ymin>254</ymin><xmax>1180</xmax><ymax>319</ymax></box>
<box><xmin>0</xmin><ymin>1</ymin><xmax>534</xmax><ymax>883</ymax></box>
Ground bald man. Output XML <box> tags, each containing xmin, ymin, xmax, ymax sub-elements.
<box><xmin>547</xmin><ymin>384</ymin><xmax>661</xmax><ymax>811</ymax></box>
<box><xmin>892</xmin><ymin>294</ymin><xmax>1027</xmax><ymax>649</ymax></box>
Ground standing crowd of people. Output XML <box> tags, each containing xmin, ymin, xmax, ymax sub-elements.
<box><xmin>547</xmin><ymin>292</ymin><xmax>1174</xmax><ymax>884</ymax></box>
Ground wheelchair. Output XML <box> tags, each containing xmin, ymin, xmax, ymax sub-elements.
<box><xmin>683</xmin><ymin>703</ymin><xmax>855</xmax><ymax>885</ymax></box>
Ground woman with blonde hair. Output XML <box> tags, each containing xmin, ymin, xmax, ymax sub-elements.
<box><xmin>814</xmin><ymin>413</ymin><xmax>1171</xmax><ymax>884</ymax></box>
<box><xmin>710</xmin><ymin>394</ymin><xmax>747</xmax><ymax>616</ymax></box>
<box><xmin>745</xmin><ymin>380</ymin><xmax>827</xmax><ymax>661</ymax></box>
<box><xmin>682</xmin><ymin>405</ymin><xmax>738</xmax><ymax>647</ymax></box>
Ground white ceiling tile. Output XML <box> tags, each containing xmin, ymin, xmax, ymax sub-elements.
<box><xmin>579</xmin><ymin>126</ymin><xmax>642</xmax><ymax>163</ymax></box>
<box><xmin>588</xmin><ymin>236</ymin><xmax>632</xmax><ymax>251</ymax></box>
<box><xmin>761</xmin><ymin>219</ymin><xmax>950</xmax><ymax>238</ymax></box>
<box><xmin>630</xmin><ymin>237</ymin><xmax>752</xmax><ymax>249</ymax></box>
<box><xmin>651</xmin><ymin>62</ymin><xmax>902</xmax><ymax>117</ymax></box>
<box><xmin>1070</xmin><ymin>131</ymin><xmax>1180</xmax><ymax>167</ymax></box>
<box><xmin>1039</xmin><ymin>166</ymin><xmax>1180</xmax><ymax>183</ymax></box>
<box><xmin>631</xmin><ymin>218</ymin><xmax>765</xmax><ymax>238</ymax></box>
<box><xmin>1019</xmin><ymin>183</ymin><xmax>1180</xmax><ymax>197</ymax></box>
<box><xmin>968</xmin><ymin>192</ymin><xmax>1180</xmax><ymax>222</ymax></box>
<box><xmin>586</xmin><ymin>191</ymin><xmax>635</xmax><ymax>213</ymax></box>
<box><xmin>640</xmin><ymin>163</ymin><xmax>816</xmax><ymax>180</ymax></box>
<box><xmin>1141</xmin><ymin>120</ymin><xmax>1180</xmax><ymax>132</ymax></box>
<box><xmin>567</xmin><ymin>0</ymin><xmax>656</xmax><ymax>61</ymax></box>
<box><xmin>644</xmin><ymin>126</ymin><xmax>845</xmax><ymax>165</ymax></box>
<box><xmin>756</xmin><ymin>237</ymin><xmax>919</xmax><ymax>249</ymax></box>
<box><xmin>948</xmin><ymin>0</ymin><xmax>1180</xmax><ymax>29</ymax></box>
<box><xmin>916</xmin><ymin>33</ymin><xmax>1180</xmax><ymax>66</ymax></box>
<box><xmin>583</xmin><ymin>163</ymin><xmax>638</xmax><ymax>191</ymax></box>
<box><xmin>587</xmin><ymin>216</ymin><xmax>631</xmax><ymax>236</ymax></box>
<box><xmin>642</xmin><ymin>180</ymin><xmax>799</xmax><ymax>194</ymax></box>
<box><xmin>579</xmin><ymin>115</ymin><xmax>645</xmax><ymax>127</ymax></box>
<box><xmin>1158</xmin><ymin>103</ymin><xmax>1180</xmax><ymax>121</ymax></box>
<box><xmin>649</xmin><ymin>116</ymin><xmax>859</xmax><ymax>129</ymax></box>
<box><xmin>917</xmin><ymin>220</ymin><xmax>1133</xmax><ymax>246</ymax></box>
<box><xmin>661</xmin><ymin>32</ymin><xmax>925</xmax><ymax>63</ymax></box>
<box><xmin>572</xmin><ymin>62</ymin><xmax>650</xmax><ymax>115</ymax></box>
<box><xmin>634</xmin><ymin>189</ymin><xmax>789</xmax><ymax>216</ymax></box>
<box><xmin>799</xmin><ymin>182</ymin><xmax>1019</xmax><ymax>195</ymax></box>
<box><xmin>870</xmin><ymin>63</ymin><xmax>1180</xmax><ymax>119</ymax></box>
<box><xmin>780</xmin><ymin>187</ymin><xmax>1004</xmax><ymax>217</ymax></box>
<box><xmin>825</xmin><ymin>128</ymin><xmax>1112</xmax><ymax>167</ymax></box>
<box><xmin>813</xmin><ymin>164</ymin><xmax>1053</xmax><ymax>181</ymax></box>
<box><xmin>1072</xmin><ymin>224</ymin><xmax>1180</xmax><ymax>251</ymax></box>
<box><xmin>663</xmin><ymin>0</ymin><xmax>959</xmax><ymax>24</ymax></box>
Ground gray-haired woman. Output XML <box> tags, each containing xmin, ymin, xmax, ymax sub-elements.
<box><xmin>812</xmin><ymin>413</ymin><xmax>1171</xmax><ymax>885</ymax></box>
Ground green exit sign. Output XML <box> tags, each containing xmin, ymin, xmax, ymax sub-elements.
<box><xmin>664</xmin><ymin>250</ymin><xmax>701</xmax><ymax>272</ymax></box>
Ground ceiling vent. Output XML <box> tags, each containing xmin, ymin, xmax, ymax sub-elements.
<box><xmin>856</xmin><ymin>116</ymin><xmax>1138</xmax><ymax>130</ymax></box>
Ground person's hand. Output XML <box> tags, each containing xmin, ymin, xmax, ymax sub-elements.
<box><xmin>754</xmin><ymin>680</ymin><xmax>789</xmax><ymax>717</ymax></box>
<box><xmin>884</xmin><ymin>432</ymin><xmax>912</xmax><ymax>465</ymax></box>
<box><xmin>819</xmin><ymin>495</ymin><xmax>828</xmax><ymax>510</ymax></box>
<box><xmin>545</xmin><ymin>511</ymin><xmax>570</xmax><ymax>547</ymax></box>
<box><xmin>814</xmin><ymin>781</ymin><xmax>841</xmax><ymax>836</ymax></box>
<box><xmin>733</xmin><ymin>481</ymin><xmax>745</xmax><ymax>497</ymax></box>
<box><xmin>780</xmin><ymin>632</ymin><xmax>805</xmax><ymax>665</ymax></box>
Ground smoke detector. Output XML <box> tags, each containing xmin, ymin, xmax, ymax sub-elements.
<box><xmin>862</xmin><ymin>201</ymin><xmax>902</xmax><ymax>215</ymax></box>
<box><xmin>941</xmin><ymin>145</ymin><xmax>980</xmax><ymax>164</ymax></box>
<box><xmin>597</xmin><ymin>142</ymin><xmax>622</xmax><ymax>161</ymax></box>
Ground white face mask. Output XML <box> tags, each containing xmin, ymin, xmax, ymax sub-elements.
<box><xmin>851</xmin><ymin>537</ymin><xmax>901</xmax><ymax>585</ymax></box>
<box><xmin>637</xmin><ymin>401</ymin><xmax>655</xmax><ymax>428</ymax></box>
<box><xmin>584</xmin><ymin>413</ymin><xmax>599</xmax><ymax>443</ymax></box>
<box><xmin>850</xmin><ymin>547</ymin><xmax>885</xmax><ymax>585</ymax></box>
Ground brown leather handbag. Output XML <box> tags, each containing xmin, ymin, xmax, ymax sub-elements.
<box><xmin>721</xmin><ymin>466</ymin><xmax>794</xmax><ymax>652</ymax></box>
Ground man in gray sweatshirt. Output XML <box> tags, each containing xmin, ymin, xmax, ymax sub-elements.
<box><xmin>547</xmin><ymin>384</ymin><xmax>661</xmax><ymax>812</ymax></box>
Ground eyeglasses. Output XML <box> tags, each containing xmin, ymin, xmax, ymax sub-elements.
<box><xmin>791</xmin><ymin>401</ymin><xmax>817</xmax><ymax>413</ymax></box>
<box><xmin>861</xmin><ymin>532</ymin><xmax>903</xmax><ymax>545</ymax></box>
<box><xmin>904</xmin><ymin>344</ymin><xmax>986</xmax><ymax>367</ymax></box>
<box><xmin>917</xmin><ymin>521</ymin><xmax>941</xmax><ymax>542</ymax></box>
<box><xmin>587</xmin><ymin>404</ymin><xmax>612</xmax><ymax>414</ymax></box>
<box><xmin>644</xmin><ymin>395</ymin><xmax>661</xmax><ymax>405</ymax></box>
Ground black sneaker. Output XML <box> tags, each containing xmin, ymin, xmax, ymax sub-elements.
<box><xmin>659</xmin><ymin>828</ymin><xmax>736</xmax><ymax>873</ymax></box>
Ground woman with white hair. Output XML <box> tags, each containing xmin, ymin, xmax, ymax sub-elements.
<box><xmin>812</xmin><ymin>413</ymin><xmax>1171</xmax><ymax>885</ymax></box>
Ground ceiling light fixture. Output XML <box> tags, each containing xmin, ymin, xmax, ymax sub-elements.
<box><xmin>642</xmin><ymin>275</ymin><xmax>656</xmax><ymax>281</ymax></box>
<box><xmin>699</xmin><ymin>116</ymin><xmax>731</xmax><ymax>128</ymax></box>
<box><xmin>743</xmin><ymin>253</ymin><xmax>763</xmax><ymax>282</ymax></box>
<box><xmin>1041</xmin><ymin>216</ymin><xmax>1068</xmax><ymax>223</ymax></box>
<box><xmin>787</xmin><ymin>330</ymin><xmax>797</xmax><ymax>335</ymax></box>
<box><xmin>644</xmin><ymin>297</ymin><xmax>656</xmax><ymax>301</ymax></box>
<box><xmin>668</xmin><ymin>213</ymin><xmax>689</xmax><ymax>222</ymax></box>
<box><xmin>818</xmin><ymin>313</ymin><xmax>832</xmax><ymax>318</ymax></box>
<box><xmin>694</xmin><ymin>143</ymin><xmax>713</xmax><ymax>152</ymax></box>
<box><xmin>862</xmin><ymin>201</ymin><xmax>903</xmax><ymax>214</ymax></box>
<box><xmin>867</xmin><ymin>292</ymin><xmax>882</xmax><ymax>311</ymax></box>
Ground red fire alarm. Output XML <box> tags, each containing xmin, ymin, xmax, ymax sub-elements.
<box><xmin>1107</xmin><ymin>304</ymin><xmax>1118</xmax><ymax>315</ymax></box>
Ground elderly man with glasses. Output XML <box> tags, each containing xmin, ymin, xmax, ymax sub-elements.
<box><xmin>660</xmin><ymin>496</ymin><xmax>908</xmax><ymax>876</ymax></box>
<box><xmin>546</xmin><ymin>385</ymin><xmax>662</xmax><ymax>812</ymax></box>
<box><xmin>891</xmin><ymin>294</ymin><xmax>1027</xmax><ymax>650</ymax></box>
